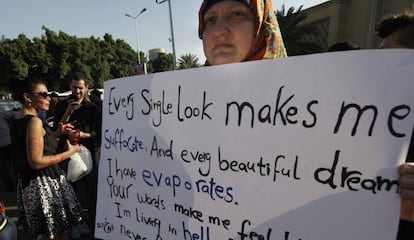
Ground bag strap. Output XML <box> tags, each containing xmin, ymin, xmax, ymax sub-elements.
<box><xmin>0</xmin><ymin>201</ymin><xmax>7</xmax><ymax>232</ymax></box>
<box><xmin>0</xmin><ymin>217</ymin><xmax>7</xmax><ymax>231</ymax></box>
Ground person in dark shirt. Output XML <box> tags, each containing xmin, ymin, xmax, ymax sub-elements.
<box><xmin>53</xmin><ymin>71</ymin><xmax>101</xmax><ymax>234</ymax></box>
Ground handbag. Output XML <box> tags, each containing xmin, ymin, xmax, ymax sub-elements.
<box><xmin>0</xmin><ymin>201</ymin><xmax>5</xmax><ymax>217</ymax></box>
<box><xmin>0</xmin><ymin>201</ymin><xmax>17</xmax><ymax>239</ymax></box>
<box><xmin>67</xmin><ymin>146</ymin><xmax>93</xmax><ymax>182</ymax></box>
<box><xmin>0</xmin><ymin>201</ymin><xmax>7</xmax><ymax>232</ymax></box>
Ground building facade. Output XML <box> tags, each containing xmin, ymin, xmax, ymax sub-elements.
<box><xmin>302</xmin><ymin>0</ymin><xmax>413</xmax><ymax>50</ymax></box>
<box><xmin>149</xmin><ymin>48</ymin><xmax>166</xmax><ymax>61</ymax></box>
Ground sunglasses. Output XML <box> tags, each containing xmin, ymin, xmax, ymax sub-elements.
<box><xmin>30</xmin><ymin>92</ymin><xmax>50</xmax><ymax>98</ymax></box>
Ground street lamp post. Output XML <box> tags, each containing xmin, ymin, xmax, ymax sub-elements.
<box><xmin>125</xmin><ymin>8</ymin><xmax>147</xmax><ymax>64</ymax></box>
<box><xmin>156</xmin><ymin>0</ymin><xmax>177</xmax><ymax>70</ymax></box>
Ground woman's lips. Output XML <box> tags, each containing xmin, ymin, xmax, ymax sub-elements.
<box><xmin>213</xmin><ymin>43</ymin><xmax>233</xmax><ymax>52</ymax></box>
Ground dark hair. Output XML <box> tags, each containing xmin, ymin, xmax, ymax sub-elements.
<box><xmin>72</xmin><ymin>72</ymin><xmax>89</xmax><ymax>85</ymax></box>
<box><xmin>375</xmin><ymin>10</ymin><xmax>414</xmax><ymax>48</ymax></box>
<box><xmin>90</xmin><ymin>88</ymin><xmax>102</xmax><ymax>96</ymax></box>
<box><xmin>10</xmin><ymin>64</ymin><xmax>46</xmax><ymax>103</ymax></box>
<box><xmin>327</xmin><ymin>41</ymin><xmax>361</xmax><ymax>52</ymax></box>
<box><xmin>10</xmin><ymin>78</ymin><xmax>46</xmax><ymax>103</ymax></box>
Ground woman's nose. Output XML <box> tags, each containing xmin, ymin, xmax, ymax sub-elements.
<box><xmin>211</xmin><ymin>17</ymin><xmax>230</xmax><ymax>35</ymax></box>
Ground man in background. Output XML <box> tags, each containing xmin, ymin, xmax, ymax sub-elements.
<box><xmin>53</xmin><ymin>72</ymin><xmax>101</xmax><ymax>234</ymax></box>
<box><xmin>375</xmin><ymin>9</ymin><xmax>414</xmax><ymax>49</ymax></box>
<box><xmin>376</xmin><ymin>9</ymin><xmax>414</xmax><ymax>240</ymax></box>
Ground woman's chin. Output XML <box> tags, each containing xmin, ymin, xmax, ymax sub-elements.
<box><xmin>209</xmin><ymin>56</ymin><xmax>241</xmax><ymax>65</ymax></box>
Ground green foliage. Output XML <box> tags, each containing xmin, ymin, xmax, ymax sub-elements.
<box><xmin>0</xmin><ymin>34</ymin><xmax>30</xmax><ymax>90</ymax></box>
<box><xmin>276</xmin><ymin>5</ymin><xmax>324</xmax><ymax>56</ymax></box>
<box><xmin>0</xmin><ymin>27</ymin><xmax>138</xmax><ymax>92</ymax></box>
<box><xmin>149</xmin><ymin>53</ymin><xmax>174</xmax><ymax>73</ymax></box>
<box><xmin>0</xmin><ymin>26</ymin><xmax>202</xmax><ymax>92</ymax></box>
<box><xmin>178</xmin><ymin>54</ymin><xmax>201</xmax><ymax>69</ymax></box>
<box><xmin>146</xmin><ymin>61</ymin><xmax>154</xmax><ymax>73</ymax></box>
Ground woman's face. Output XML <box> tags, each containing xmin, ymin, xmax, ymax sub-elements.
<box><xmin>202</xmin><ymin>1</ymin><xmax>256</xmax><ymax>65</ymax></box>
<box><xmin>29</xmin><ymin>83</ymin><xmax>50</xmax><ymax>111</ymax></box>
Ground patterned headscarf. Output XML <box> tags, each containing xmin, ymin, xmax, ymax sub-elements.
<box><xmin>198</xmin><ymin>0</ymin><xmax>287</xmax><ymax>61</ymax></box>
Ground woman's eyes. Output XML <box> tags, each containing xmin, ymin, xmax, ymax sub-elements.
<box><xmin>230</xmin><ymin>11</ymin><xmax>246</xmax><ymax>18</ymax></box>
<box><xmin>204</xmin><ymin>10</ymin><xmax>250</xmax><ymax>26</ymax></box>
<box><xmin>204</xmin><ymin>16</ymin><xmax>217</xmax><ymax>25</ymax></box>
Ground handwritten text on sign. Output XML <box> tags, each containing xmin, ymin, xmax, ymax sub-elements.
<box><xmin>96</xmin><ymin>50</ymin><xmax>414</xmax><ymax>240</ymax></box>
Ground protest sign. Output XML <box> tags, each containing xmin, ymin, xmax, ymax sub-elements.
<box><xmin>95</xmin><ymin>50</ymin><xmax>414</xmax><ymax>240</ymax></box>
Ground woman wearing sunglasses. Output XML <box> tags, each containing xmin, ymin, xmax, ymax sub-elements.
<box><xmin>198</xmin><ymin>0</ymin><xmax>413</xmax><ymax>239</ymax></box>
<box><xmin>10</xmin><ymin>78</ymin><xmax>85</xmax><ymax>240</ymax></box>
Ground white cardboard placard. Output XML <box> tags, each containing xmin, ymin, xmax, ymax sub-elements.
<box><xmin>95</xmin><ymin>50</ymin><xmax>414</xmax><ymax>240</ymax></box>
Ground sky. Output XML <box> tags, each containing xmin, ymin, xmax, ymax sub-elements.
<box><xmin>0</xmin><ymin>0</ymin><xmax>327</xmax><ymax>65</ymax></box>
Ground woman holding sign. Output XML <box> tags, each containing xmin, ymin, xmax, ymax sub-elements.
<box><xmin>198</xmin><ymin>0</ymin><xmax>414</xmax><ymax>238</ymax></box>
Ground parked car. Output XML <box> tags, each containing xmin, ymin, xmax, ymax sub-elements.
<box><xmin>0</xmin><ymin>101</ymin><xmax>22</xmax><ymax>112</ymax></box>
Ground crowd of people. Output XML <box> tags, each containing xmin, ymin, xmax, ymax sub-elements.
<box><xmin>0</xmin><ymin>70</ymin><xmax>102</xmax><ymax>239</ymax></box>
<box><xmin>0</xmin><ymin>0</ymin><xmax>413</xmax><ymax>239</ymax></box>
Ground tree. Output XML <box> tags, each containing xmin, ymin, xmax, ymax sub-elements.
<box><xmin>0</xmin><ymin>27</ymin><xmax>203</xmax><ymax>91</ymax></box>
<box><xmin>149</xmin><ymin>53</ymin><xmax>174</xmax><ymax>73</ymax></box>
<box><xmin>0</xmin><ymin>27</ymin><xmax>139</xmax><ymax>92</ymax></box>
<box><xmin>276</xmin><ymin>5</ymin><xmax>324</xmax><ymax>56</ymax></box>
<box><xmin>0</xmin><ymin>34</ymin><xmax>31</xmax><ymax>90</ymax></box>
<box><xmin>178</xmin><ymin>54</ymin><xmax>201</xmax><ymax>69</ymax></box>
<box><xmin>100</xmin><ymin>34</ymin><xmax>136</xmax><ymax>81</ymax></box>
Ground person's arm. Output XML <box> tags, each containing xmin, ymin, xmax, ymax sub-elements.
<box><xmin>52</xmin><ymin>99</ymin><xmax>80</xmax><ymax>131</ymax></box>
<box><xmin>399</xmin><ymin>163</ymin><xmax>414</xmax><ymax>222</ymax></box>
<box><xmin>396</xmin><ymin>132</ymin><xmax>414</xmax><ymax>240</ymax></box>
<box><xmin>400</xmin><ymin>130</ymin><xmax>414</xmax><ymax>222</ymax></box>
<box><xmin>52</xmin><ymin>100</ymin><xmax>65</xmax><ymax>131</ymax></box>
<box><xmin>59</xmin><ymin>99</ymin><xmax>80</xmax><ymax>123</ymax></box>
<box><xmin>53</xmin><ymin>121</ymin><xmax>76</xmax><ymax>138</ymax></box>
<box><xmin>80</xmin><ymin>131</ymin><xmax>96</xmax><ymax>139</ymax></box>
<box><xmin>26</xmin><ymin>117</ymin><xmax>80</xmax><ymax>169</ymax></box>
<box><xmin>79</xmin><ymin>104</ymin><xmax>101</xmax><ymax>143</ymax></box>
